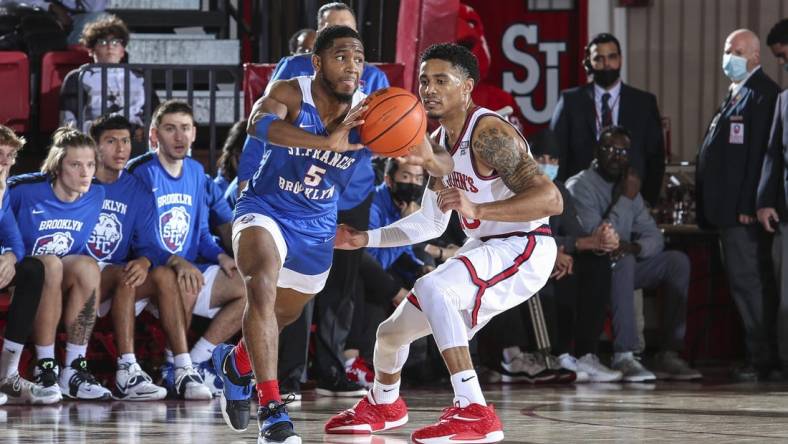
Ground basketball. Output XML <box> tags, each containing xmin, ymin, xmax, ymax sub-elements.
<box><xmin>359</xmin><ymin>87</ymin><xmax>427</xmax><ymax>157</ymax></box>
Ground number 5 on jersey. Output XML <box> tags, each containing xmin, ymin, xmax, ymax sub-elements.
<box><xmin>304</xmin><ymin>165</ymin><xmax>327</xmax><ymax>186</ymax></box>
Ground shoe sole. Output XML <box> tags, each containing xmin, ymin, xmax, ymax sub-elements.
<box><xmin>587</xmin><ymin>374</ymin><xmax>623</xmax><ymax>382</ymax></box>
<box><xmin>258</xmin><ymin>435</ymin><xmax>302</xmax><ymax>444</ymax></box>
<box><xmin>654</xmin><ymin>372</ymin><xmax>702</xmax><ymax>381</ymax></box>
<box><xmin>621</xmin><ymin>375</ymin><xmax>656</xmax><ymax>382</ymax></box>
<box><xmin>412</xmin><ymin>430</ymin><xmax>504</xmax><ymax>443</ymax></box>
<box><xmin>112</xmin><ymin>390</ymin><xmax>167</xmax><ymax>401</ymax></box>
<box><xmin>4</xmin><ymin>393</ymin><xmax>62</xmax><ymax>405</ymax></box>
<box><xmin>220</xmin><ymin>391</ymin><xmax>248</xmax><ymax>432</ymax></box>
<box><xmin>315</xmin><ymin>388</ymin><xmax>367</xmax><ymax>397</ymax></box>
<box><xmin>500</xmin><ymin>374</ymin><xmax>559</xmax><ymax>384</ymax></box>
<box><xmin>60</xmin><ymin>389</ymin><xmax>112</xmax><ymax>401</ymax></box>
<box><xmin>325</xmin><ymin>413</ymin><xmax>408</xmax><ymax>434</ymax></box>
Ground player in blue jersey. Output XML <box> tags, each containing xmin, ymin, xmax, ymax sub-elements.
<box><xmin>87</xmin><ymin>115</ymin><xmax>213</xmax><ymax>401</ymax></box>
<box><xmin>9</xmin><ymin>128</ymin><xmax>111</xmax><ymax>400</ymax></box>
<box><xmin>212</xmin><ymin>26</ymin><xmax>451</xmax><ymax>444</ymax></box>
<box><xmin>128</xmin><ymin>100</ymin><xmax>246</xmax><ymax>397</ymax></box>
<box><xmin>0</xmin><ymin>125</ymin><xmax>62</xmax><ymax>406</ymax></box>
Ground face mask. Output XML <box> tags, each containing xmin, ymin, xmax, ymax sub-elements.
<box><xmin>722</xmin><ymin>53</ymin><xmax>748</xmax><ymax>81</ymax></box>
<box><xmin>392</xmin><ymin>182</ymin><xmax>423</xmax><ymax>203</ymax></box>
<box><xmin>539</xmin><ymin>163</ymin><xmax>558</xmax><ymax>181</ymax></box>
<box><xmin>592</xmin><ymin>68</ymin><xmax>620</xmax><ymax>88</ymax></box>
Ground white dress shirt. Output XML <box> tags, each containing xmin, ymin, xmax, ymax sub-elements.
<box><xmin>594</xmin><ymin>80</ymin><xmax>622</xmax><ymax>137</ymax></box>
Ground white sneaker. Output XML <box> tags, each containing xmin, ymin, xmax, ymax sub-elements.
<box><xmin>561</xmin><ymin>353</ymin><xmax>623</xmax><ymax>382</ymax></box>
<box><xmin>612</xmin><ymin>352</ymin><xmax>656</xmax><ymax>382</ymax></box>
<box><xmin>0</xmin><ymin>373</ymin><xmax>62</xmax><ymax>404</ymax></box>
<box><xmin>114</xmin><ymin>362</ymin><xmax>167</xmax><ymax>401</ymax></box>
<box><xmin>500</xmin><ymin>352</ymin><xmax>555</xmax><ymax>383</ymax></box>
<box><xmin>175</xmin><ymin>365</ymin><xmax>213</xmax><ymax>400</ymax></box>
<box><xmin>196</xmin><ymin>359</ymin><xmax>223</xmax><ymax>397</ymax></box>
<box><xmin>0</xmin><ymin>391</ymin><xmax>6</xmax><ymax>405</ymax></box>
<box><xmin>651</xmin><ymin>351</ymin><xmax>702</xmax><ymax>380</ymax></box>
<box><xmin>59</xmin><ymin>358</ymin><xmax>112</xmax><ymax>400</ymax></box>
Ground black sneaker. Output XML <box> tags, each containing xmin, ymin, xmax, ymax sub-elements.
<box><xmin>278</xmin><ymin>377</ymin><xmax>302</xmax><ymax>401</ymax></box>
<box><xmin>33</xmin><ymin>358</ymin><xmax>59</xmax><ymax>388</ymax></box>
<box><xmin>315</xmin><ymin>377</ymin><xmax>366</xmax><ymax>398</ymax></box>
<box><xmin>258</xmin><ymin>399</ymin><xmax>300</xmax><ymax>444</ymax></box>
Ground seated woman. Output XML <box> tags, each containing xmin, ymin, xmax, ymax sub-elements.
<box><xmin>8</xmin><ymin>127</ymin><xmax>109</xmax><ymax>400</ymax></box>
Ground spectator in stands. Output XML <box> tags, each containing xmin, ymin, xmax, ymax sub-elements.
<box><xmin>698</xmin><ymin>29</ymin><xmax>780</xmax><ymax>381</ymax></box>
<box><xmin>550</xmin><ymin>32</ymin><xmax>665</xmax><ymax>206</ymax></box>
<box><xmin>25</xmin><ymin>0</ymin><xmax>108</xmax><ymax>45</ymax></box>
<box><xmin>88</xmin><ymin>115</ymin><xmax>212</xmax><ymax>401</ymax></box>
<box><xmin>288</xmin><ymin>28</ymin><xmax>316</xmax><ymax>55</ymax></box>
<box><xmin>757</xmin><ymin>18</ymin><xmax>788</xmax><ymax>380</ymax></box>
<box><xmin>567</xmin><ymin>125</ymin><xmax>700</xmax><ymax>382</ymax></box>
<box><xmin>60</xmin><ymin>15</ymin><xmax>158</xmax><ymax>148</ymax></box>
<box><xmin>215</xmin><ymin>119</ymin><xmax>246</xmax><ymax>197</ymax></box>
<box><xmin>127</xmin><ymin>100</ymin><xmax>245</xmax><ymax>397</ymax></box>
<box><xmin>8</xmin><ymin>128</ymin><xmax>110</xmax><ymax>400</ymax></box>
<box><xmin>0</xmin><ymin>125</ymin><xmax>62</xmax><ymax>405</ymax></box>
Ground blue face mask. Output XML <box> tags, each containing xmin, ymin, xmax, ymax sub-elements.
<box><xmin>539</xmin><ymin>163</ymin><xmax>558</xmax><ymax>181</ymax></box>
<box><xmin>722</xmin><ymin>53</ymin><xmax>748</xmax><ymax>82</ymax></box>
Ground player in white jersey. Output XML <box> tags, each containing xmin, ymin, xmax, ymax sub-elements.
<box><xmin>325</xmin><ymin>43</ymin><xmax>563</xmax><ymax>443</ymax></box>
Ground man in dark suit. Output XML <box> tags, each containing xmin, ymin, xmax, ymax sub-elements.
<box><xmin>550</xmin><ymin>33</ymin><xmax>665</xmax><ymax>206</ymax></box>
<box><xmin>698</xmin><ymin>28</ymin><xmax>780</xmax><ymax>380</ymax></box>
<box><xmin>757</xmin><ymin>18</ymin><xmax>788</xmax><ymax>378</ymax></box>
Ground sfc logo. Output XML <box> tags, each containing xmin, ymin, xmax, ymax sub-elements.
<box><xmin>33</xmin><ymin>232</ymin><xmax>74</xmax><ymax>257</ymax></box>
<box><xmin>160</xmin><ymin>206</ymin><xmax>190</xmax><ymax>253</ymax></box>
<box><xmin>87</xmin><ymin>213</ymin><xmax>123</xmax><ymax>261</ymax></box>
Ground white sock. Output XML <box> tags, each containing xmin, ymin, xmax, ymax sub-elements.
<box><xmin>0</xmin><ymin>339</ymin><xmax>25</xmax><ymax>379</ymax></box>
<box><xmin>502</xmin><ymin>346</ymin><xmax>522</xmax><ymax>363</ymax></box>
<box><xmin>450</xmin><ymin>370</ymin><xmax>485</xmax><ymax>407</ymax></box>
<box><xmin>117</xmin><ymin>353</ymin><xmax>137</xmax><ymax>366</ymax></box>
<box><xmin>613</xmin><ymin>351</ymin><xmax>633</xmax><ymax>364</ymax></box>
<box><xmin>36</xmin><ymin>344</ymin><xmax>55</xmax><ymax>361</ymax></box>
<box><xmin>174</xmin><ymin>353</ymin><xmax>192</xmax><ymax>369</ymax></box>
<box><xmin>189</xmin><ymin>337</ymin><xmax>215</xmax><ymax>364</ymax></box>
<box><xmin>369</xmin><ymin>378</ymin><xmax>400</xmax><ymax>405</ymax></box>
<box><xmin>165</xmin><ymin>348</ymin><xmax>174</xmax><ymax>364</ymax></box>
<box><xmin>64</xmin><ymin>343</ymin><xmax>88</xmax><ymax>367</ymax></box>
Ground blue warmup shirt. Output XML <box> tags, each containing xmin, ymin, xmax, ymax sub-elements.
<box><xmin>127</xmin><ymin>153</ymin><xmax>224</xmax><ymax>265</ymax></box>
<box><xmin>9</xmin><ymin>173</ymin><xmax>104</xmax><ymax>257</ymax></box>
<box><xmin>223</xmin><ymin>177</ymin><xmax>239</xmax><ymax>209</ymax></box>
<box><xmin>367</xmin><ymin>183</ymin><xmax>423</xmax><ymax>270</ymax></box>
<box><xmin>213</xmin><ymin>172</ymin><xmax>230</xmax><ymax>196</ymax></box>
<box><xmin>245</xmin><ymin>56</ymin><xmax>391</xmax><ymax>210</ymax></box>
<box><xmin>205</xmin><ymin>173</ymin><xmax>234</xmax><ymax>228</ymax></box>
<box><xmin>88</xmin><ymin>171</ymin><xmax>167</xmax><ymax>265</ymax></box>
<box><xmin>0</xmin><ymin>188</ymin><xmax>25</xmax><ymax>260</ymax></box>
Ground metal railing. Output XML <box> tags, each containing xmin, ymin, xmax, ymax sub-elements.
<box><xmin>76</xmin><ymin>63</ymin><xmax>242</xmax><ymax>175</ymax></box>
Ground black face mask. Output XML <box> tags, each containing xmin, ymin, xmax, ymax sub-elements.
<box><xmin>592</xmin><ymin>68</ymin><xmax>620</xmax><ymax>89</ymax></box>
<box><xmin>392</xmin><ymin>182</ymin><xmax>423</xmax><ymax>204</ymax></box>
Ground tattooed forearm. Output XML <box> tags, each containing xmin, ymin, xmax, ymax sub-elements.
<box><xmin>67</xmin><ymin>290</ymin><xmax>97</xmax><ymax>345</ymax></box>
<box><xmin>472</xmin><ymin>126</ymin><xmax>543</xmax><ymax>193</ymax></box>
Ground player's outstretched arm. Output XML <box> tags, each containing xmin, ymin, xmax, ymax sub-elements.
<box><xmin>403</xmin><ymin>134</ymin><xmax>454</xmax><ymax>177</ymax></box>
<box><xmin>446</xmin><ymin>117</ymin><xmax>562</xmax><ymax>222</ymax></box>
<box><xmin>247</xmin><ymin>80</ymin><xmax>366</xmax><ymax>153</ymax></box>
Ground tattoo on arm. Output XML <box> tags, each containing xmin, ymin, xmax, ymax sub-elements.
<box><xmin>67</xmin><ymin>290</ymin><xmax>97</xmax><ymax>345</ymax></box>
<box><xmin>472</xmin><ymin>126</ymin><xmax>543</xmax><ymax>193</ymax></box>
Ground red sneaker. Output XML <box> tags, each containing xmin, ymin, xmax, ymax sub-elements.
<box><xmin>324</xmin><ymin>395</ymin><xmax>409</xmax><ymax>434</ymax></box>
<box><xmin>411</xmin><ymin>403</ymin><xmax>504</xmax><ymax>444</ymax></box>
<box><xmin>345</xmin><ymin>357</ymin><xmax>374</xmax><ymax>389</ymax></box>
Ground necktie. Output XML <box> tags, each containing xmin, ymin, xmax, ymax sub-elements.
<box><xmin>601</xmin><ymin>92</ymin><xmax>613</xmax><ymax>128</ymax></box>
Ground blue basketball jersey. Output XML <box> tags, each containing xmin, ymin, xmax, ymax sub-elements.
<box><xmin>127</xmin><ymin>153</ymin><xmax>224</xmax><ymax>264</ymax></box>
<box><xmin>0</xmin><ymin>188</ymin><xmax>25</xmax><ymax>261</ymax></box>
<box><xmin>8</xmin><ymin>173</ymin><xmax>104</xmax><ymax>257</ymax></box>
<box><xmin>242</xmin><ymin>76</ymin><xmax>370</xmax><ymax>219</ymax></box>
<box><xmin>88</xmin><ymin>171</ymin><xmax>167</xmax><ymax>265</ymax></box>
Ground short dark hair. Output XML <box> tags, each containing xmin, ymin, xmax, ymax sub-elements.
<box><xmin>586</xmin><ymin>33</ymin><xmax>622</xmax><ymax>56</ymax></box>
<box><xmin>317</xmin><ymin>2</ymin><xmax>355</xmax><ymax>24</ymax></box>
<box><xmin>218</xmin><ymin>119</ymin><xmax>247</xmax><ymax>181</ymax></box>
<box><xmin>80</xmin><ymin>15</ymin><xmax>130</xmax><ymax>49</ymax></box>
<box><xmin>90</xmin><ymin>114</ymin><xmax>132</xmax><ymax>142</ymax></box>
<box><xmin>384</xmin><ymin>158</ymin><xmax>401</xmax><ymax>179</ymax></box>
<box><xmin>767</xmin><ymin>19</ymin><xmax>788</xmax><ymax>46</ymax></box>
<box><xmin>313</xmin><ymin>25</ymin><xmax>361</xmax><ymax>56</ymax></box>
<box><xmin>420</xmin><ymin>43</ymin><xmax>480</xmax><ymax>84</ymax></box>
<box><xmin>151</xmin><ymin>100</ymin><xmax>194</xmax><ymax>128</ymax></box>
<box><xmin>598</xmin><ymin>125</ymin><xmax>631</xmax><ymax>147</ymax></box>
<box><xmin>289</xmin><ymin>28</ymin><xmax>314</xmax><ymax>54</ymax></box>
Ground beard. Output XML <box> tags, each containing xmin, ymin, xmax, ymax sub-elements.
<box><xmin>592</xmin><ymin>68</ymin><xmax>620</xmax><ymax>88</ymax></box>
<box><xmin>319</xmin><ymin>74</ymin><xmax>354</xmax><ymax>103</ymax></box>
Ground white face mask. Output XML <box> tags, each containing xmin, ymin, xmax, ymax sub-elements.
<box><xmin>722</xmin><ymin>53</ymin><xmax>749</xmax><ymax>82</ymax></box>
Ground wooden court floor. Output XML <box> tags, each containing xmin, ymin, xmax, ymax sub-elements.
<box><xmin>2</xmin><ymin>378</ymin><xmax>788</xmax><ymax>443</ymax></box>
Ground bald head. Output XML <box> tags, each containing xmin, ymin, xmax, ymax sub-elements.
<box><xmin>725</xmin><ymin>29</ymin><xmax>761</xmax><ymax>71</ymax></box>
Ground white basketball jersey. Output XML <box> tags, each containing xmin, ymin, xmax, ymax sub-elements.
<box><xmin>437</xmin><ymin>106</ymin><xmax>549</xmax><ymax>240</ymax></box>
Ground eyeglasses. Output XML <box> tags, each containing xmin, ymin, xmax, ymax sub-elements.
<box><xmin>600</xmin><ymin>145</ymin><xmax>629</xmax><ymax>156</ymax></box>
<box><xmin>96</xmin><ymin>38</ymin><xmax>124</xmax><ymax>48</ymax></box>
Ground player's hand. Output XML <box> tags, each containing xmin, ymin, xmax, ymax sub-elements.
<box><xmin>0</xmin><ymin>252</ymin><xmax>16</xmax><ymax>289</ymax></box>
<box><xmin>738</xmin><ymin>213</ymin><xmax>756</xmax><ymax>225</ymax></box>
<box><xmin>757</xmin><ymin>207</ymin><xmax>780</xmax><ymax>233</ymax></box>
<box><xmin>327</xmin><ymin>101</ymin><xmax>367</xmax><ymax>153</ymax></box>
<box><xmin>437</xmin><ymin>187</ymin><xmax>479</xmax><ymax>219</ymax></box>
<box><xmin>550</xmin><ymin>246</ymin><xmax>573</xmax><ymax>280</ymax></box>
<box><xmin>397</xmin><ymin>200</ymin><xmax>420</xmax><ymax>217</ymax></box>
<box><xmin>218</xmin><ymin>253</ymin><xmax>237</xmax><ymax>278</ymax></box>
<box><xmin>621</xmin><ymin>168</ymin><xmax>641</xmax><ymax>200</ymax></box>
<box><xmin>122</xmin><ymin>257</ymin><xmax>150</xmax><ymax>288</ymax></box>
<box><xmin>593</xmin><ymin>222</ymin><xmax>619</xmax><ymax>252</ymax></box>
<box><xmin>168</xmin><ymin>255</ymin><xmax>204</xmax><ymax>295</ymax></box>
<box><xmin>334</xmin><ymin>224</ymin><xmax>368</xmax><ymax>250</ymax></box>
<box><xmin>402</xmin><ymin>134</ymin><xmax>454</xmax><ymax>177</ymax></box>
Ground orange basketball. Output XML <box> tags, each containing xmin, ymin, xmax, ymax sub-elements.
<box><xmin>359</xmin><ymin>87</ymin><xmax>427</xmax><ymax>157</ymax></box>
